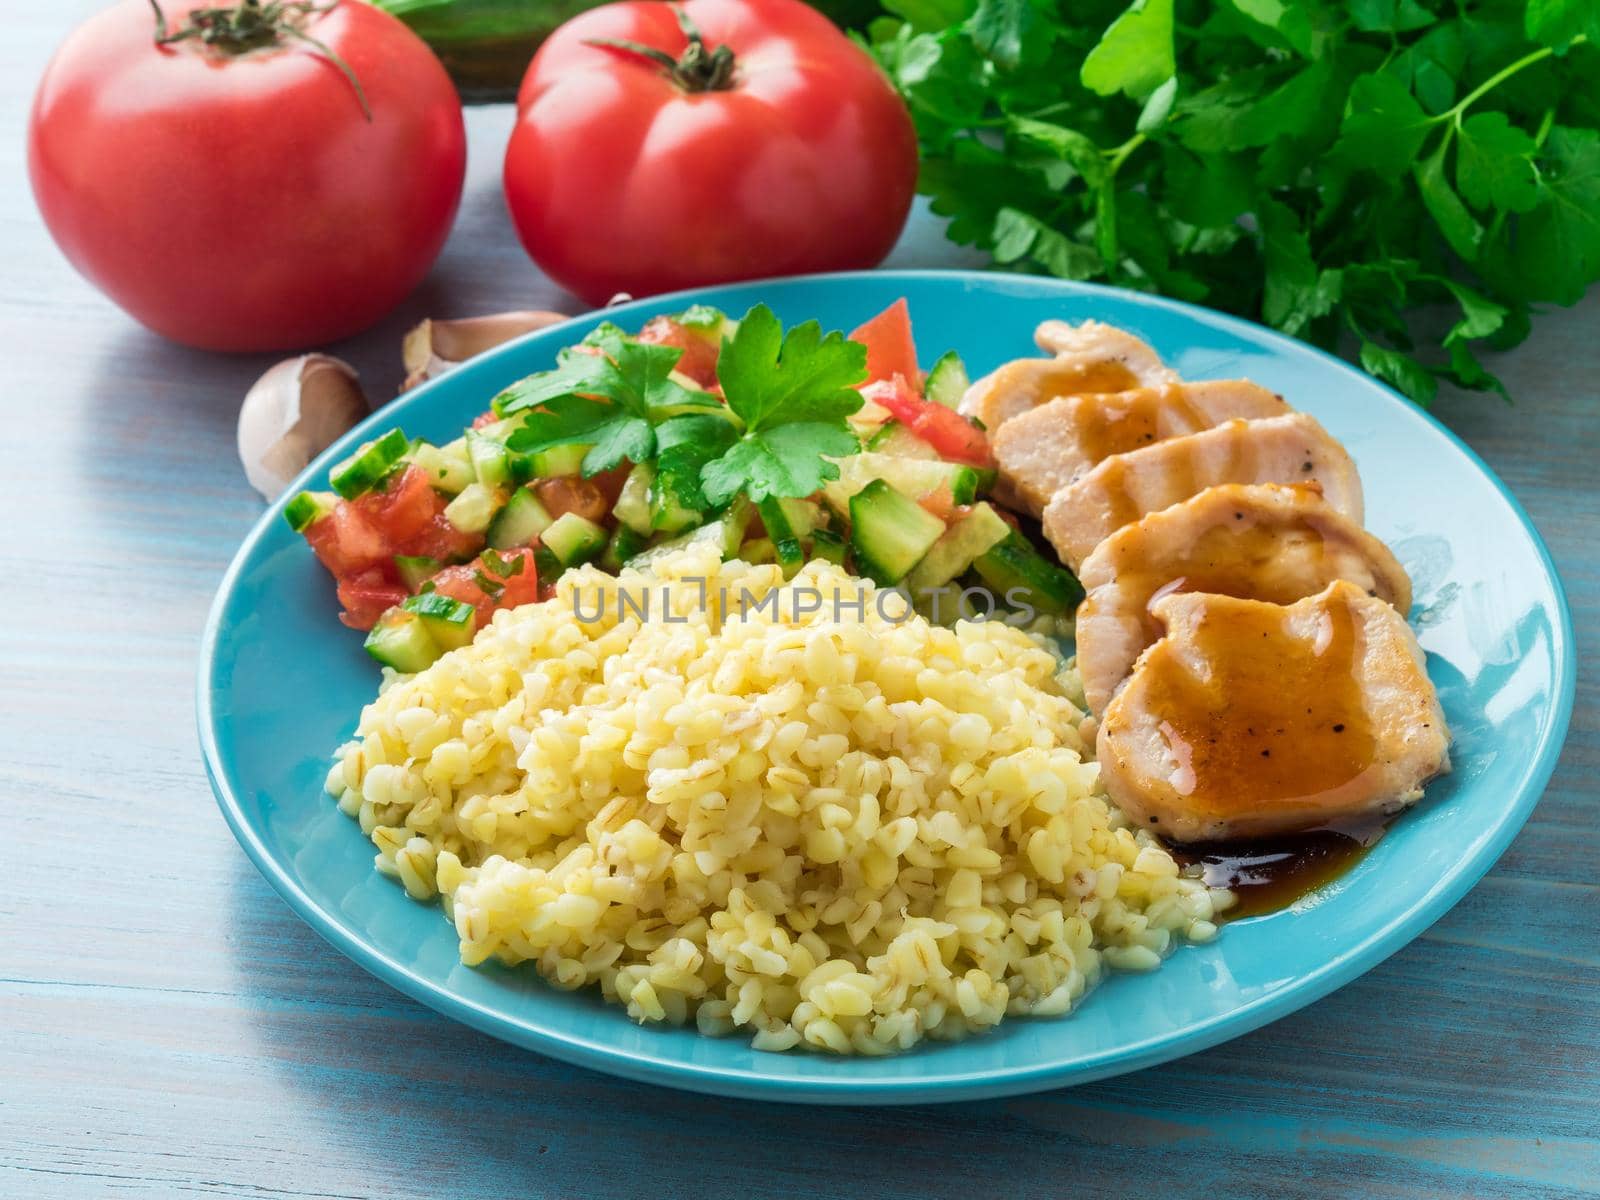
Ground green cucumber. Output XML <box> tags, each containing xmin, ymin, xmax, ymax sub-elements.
<box><xmin>530</xmin><ymin>443</ymin><xmax>590</xmax><ymax>479</ymax></box>
<box><xmin>756</xmin><ymin>497</ymin><xmax>805</xmax><ymax>578</ymax></box>
<box><xmin>848</xmin><ymin>479</ymin><xmax>947</xmax><ymax>586</ymax></box>
<box><xmin>866</xmin><ymin>420</ymin><xmax>940</xmax><ymax>460</ymax></box>
<box><xmin>532</xmin><ymin>544</ymin><xmax>563</xmax><ymax>584</ymax></box>
<box><xmin>613</xmin><ymin>463</ymin><xmax>656</xmax><ymax>536</ymax></box>
<box><xmin>629</xmin><ymin>497</ymin><xmax>751</xmax><ymax>567</ymax></box>
<box><xmin>740</xmin><ymin>537</ymin><xmax>777</xmax><ymax>564</ymax></box>
<box><xmin>330</xmin><ymin>429</ymin><xmax>410</xmax><ymax>499</ymax></box>
<box><xmin>442</xmin><ymin>482</ymin><xmax>505</xmax><ymax>535</ymax></box>
<box><xmin>363</xmin><ymin>609</ymin><xmax>441</xmax><ymax>673</ymax></box>
<box><xmin>466</xmin><ymin>430</ymin><xmax>514</xmax><ymax>488</ymax></box>
<box><xmin>925</xmin><ymin>351</ymin><xmax>970</xmax><ymax>410</ymax></box>
<box><xmin>408</xmin><ymin>442</ymin><xmax>474</xmax><ymax>495</ymax></box>
<box><xmin>649</xmin><ymin>475</ymin><xmax>701</xmax><ymax>533</ymax></box>
<box><xmin>905</xmin><ymin>503</ymin><xmax>1012</xmax><ymax>595</ymax></box>
<box><xmin>542</xmin><ymin>512</ymin><xmax>607</xmax><ymax>566</ymax></box>
<box><xmin>809</xmin><ymin>527</ymin><xmax>847</xmax><ymax>566</ymax></box>
<box><xmin>823</xmin><ymin>452</ymin><xmax>979</xmax><ymax>516</ymax></box>
<box><xmin>486</xmin><ymin>486</ymin><xmax>554</xmax><ymax>549</ymax></box>
<box><xmin>777</xmin><ymin>497</ymin><xmax>822</xmax><ymax>538</ymax></box>
<box><xmin>284</xmin><ymin>491</ymin><xmax>336</xmax><ymax>533</ymax></box>
<box><xmin>601</xmin><ymin>525</ymin><xmax>650</xmax><ymax>571</ymax></box>
<box><xmin>973</xmin><ymin>531</ymin><xmax>1085</xmax><ymax>617</ymax></box>
<box><xmin>401</xmin><ymin>591</ymin><xmax>476</xmax><ymax>651</ymax></box>
<box><xmin>394</xmin><ymin>555</ymin><xmax>441</xmax><ymax>592</ymax></box>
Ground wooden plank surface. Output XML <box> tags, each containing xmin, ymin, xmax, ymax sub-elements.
<box><xmin>3</xmin><ymin>5</ymin><xmax>1595</xmax><ymax>1197</ymax></box>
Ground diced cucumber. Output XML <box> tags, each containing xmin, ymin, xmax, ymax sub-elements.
<box><xmin>542</xmin><ymin>512</ymin><xmax>607</xmax><ymax>566</ymax></box>
<box><xmin>363</xmin><ymin>609</ymin><xmax>441</xmax><ymax>673</ymax></box>
<box><xmin>629</xmin><ymin>497</ymin><xmax>751</xmax><ymax>567</ymax></box>
<box><xmin>394</xmin><ymin>555</ymin><xmax>440</xmax><ymax>591</ymax></box>
<box><xmin>849</xmin><ymin>479</ymin><xmax>947</xmax><ymax>586</ymax></box>
<box><xmin>466</xmin><ymin>430</ymin><xmax>514</xmax><ymax>488</ymax></box>
<box><xmin>740</xmin><ymin>537</ymin><xmax>777</xmax><ymax>564</ymax></box>
<box><xmin>486</xmin><ymin>486</ymin><xmax>554</xmax><ymax>549</ymax></box>
<box><xmin>284</xmin><ymin>490</ymin><xmax>336</xmax><ymax>533</ymax></box>
<box><xmin>904</xmin><ymin>502</ymin><xmax>1011</xmax><ymax>596</ymax></box>
<box><xmin>330</xmin><ymin>429</ymin><xmax>410</xmax><ymax>499</ymax></box>
<box><xmin>613</xmin><ymin>463</ymin><xmax>656</xmax><ymax>536</ymax></box>
<box><xmin>867</xmin><ymin>420</ymin><xmax>940</xmax><ymax>460</ymax></box>
<box><xmin>973</xmin><ymin>466</ymin><xmax>998</xmax><ymax>496</ymax></box>
<box><xmin>649</xmin><ymin>476</ymin><xmax>701</xmax><ymax>533</ymax></box>
<box><xmin>443</xmin><ymin>482</ymin><xmax>505</xmax><ymax>534</ymax></box>
<box><xmin>408</xmin><ymin>442</ymin><xmax>474</xmax><ymax>495</ymax></box>
<box><xmin>601</xmin><ymin>525</ymin><xmax>650</xmax><ymax>571</ymax></box>
<box><xmin>823</xmin><ymin>453</ymin><xmax>980</xmax><ymax>516</ymax></box>
<box><xmin>401</xmin><ymin>591</ymin><xmax>477</xmax><ymax>651</ymax></box>
<box><xmin>973</xmin><ymin>531</ymin><xmax>1085</xmax><ymax>617</ymax></box>
<box><xmin>756</xmin><ymin>497</ymin><xmax>805</xmax><ymax>578</ymax></box>
<box><xmin>809</xmin><ymin>527</ymin><xmax>848</xmax><ymax>566</ymax></box>
<box><xmin>777</xmin><ymin>498</ymin><xmax>822</xmax><ymax>538</ymax></box>
<box><xmin>532</xmin><ymin>544</ymin><xmax>562</xmax><ymax>583</ymax></box>
<box><xmin>925</xmin><ymin>350</ymin><xmax>970</xmax><ymax>410</ymax></box>
<box><xmin>530</xmin><ymin>443</ymin><xmax>590</xmax><ymax>478</ymax></box>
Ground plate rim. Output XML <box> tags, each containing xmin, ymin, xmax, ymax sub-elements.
<box><xmin>197</xmin><ymin>268</ymin><xmax>1577</xmax><ymax>1105</ymax></box>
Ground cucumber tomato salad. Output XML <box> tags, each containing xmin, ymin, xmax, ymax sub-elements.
<box><xmin>285</xmin><ymin>300</ymin><xmax>1081</xmax><ymax>671</ymax></box>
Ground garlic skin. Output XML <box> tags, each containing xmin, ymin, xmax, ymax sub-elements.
<box><xmin>401</xmin><ymin>310</ymin><xmax>568</xmax><ymax>391</ymax></box>
<box><xmin>238</xmin><ymin>355</ymin><xmax>368</xmax><ymax>501</ymax></box>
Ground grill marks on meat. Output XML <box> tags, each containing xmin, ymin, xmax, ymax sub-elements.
<box><xmin>990</xmin><ymin>380</ymin><xmax>1288</xmax><ymax>516</ymax></box>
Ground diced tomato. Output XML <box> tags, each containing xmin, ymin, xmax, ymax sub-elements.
<box><xmin>535</xmin><ymin>476</ymin><xmax>611</xmax><ymax>524</ymax></box>
<box><xmin>861</xmin><ymin>376</ymin><xmax>995</xmax><ymax>468</ymax></box>
<box><xmin>335</xmin><ymin>569</ymin><xmax>409</xmax><ymax>631</ymax></box>
<box><xmin>639</xmin><ymin>316</ymin><xmax>721</xmax><ymax>389</ymax></box>
<box><xmin>849</xmin><ymin>299</ymin><xmax>919</xmax><ymax>387</ymax></box>
<box><xmin>428</xmin><ymin>547</ymin><xmax>540</xmax><ymax>628</ymax></box>
<box><xmin>360</xmin><ymin>465</ymin><xmax>436</xmax><ymax>545</ymax></box>
<box><xmin>917</xmin><ymin>485</ymin><xmax>964</xmax><ymax>523</ymax></box>
<box><xmin>590</xmin><ymin>463</ymin><xmax>632</xmax><ymax>509</ymax></box>
<box><xmin>303</xmin><ymin>503</ymin><xmax>389</xmax><ymax>577</ymax></box>
<box><xmin>471</xmin><ymin>410</ymin><xmax>499</xmax><ymax>430</ymax></box>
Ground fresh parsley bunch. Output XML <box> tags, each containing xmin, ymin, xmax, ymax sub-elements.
<box><xmin>870</xmin><ymin>0</ymin><xmax>1600</xmax><ymax>404</ymax></box>
<box><xmin>496</xmin><ymin>305</ymin><xmax>867</xmax><ymax>505</ymax></box>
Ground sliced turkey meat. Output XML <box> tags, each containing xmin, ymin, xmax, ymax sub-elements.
<box><xmin>1096</xmin><ymin>582</ymin><xmax>1450</xmax><ymax>842</ymax></box>
<box><xmin>1074</xmin><ymin>483</ymin><xmax>1413</xmax><ymax>715</ymax></box>
<box><xmin>990</xmin><ymin>380</ymin><xmax>1288</xmax><ymax>516</ymax></box>
<box><xmin>1042</xmin><ymin>412</ymin><xmax>1363</xmax><ymax>569</ymax></box>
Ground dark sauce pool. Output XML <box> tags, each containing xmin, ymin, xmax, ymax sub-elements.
<box><xmin>1165</xmin><ymin>819</ymin><xmax>1388</xmax><ymax>919</ymax></box>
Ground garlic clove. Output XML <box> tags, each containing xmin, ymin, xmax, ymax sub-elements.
<box><xmin>238</xmin><ymin>354</ymin><xmax>368</xmax><ymax>501</ymax></box>
<box><xmin>401</xmin><ymin>310</ymin><xmax>569</xmax><ymax>391</ymax></box>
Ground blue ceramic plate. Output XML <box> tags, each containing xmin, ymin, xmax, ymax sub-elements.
<box><xmin>199</xmin><ymin>271</ymin><xmax>1574</xmax><ymax>1104</ymax></box>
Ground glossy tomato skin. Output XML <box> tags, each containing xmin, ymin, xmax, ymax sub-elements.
<box><xmin>505</xmin><ymin>0</ymin><xmax>917</xmax><ymax>304</ymax></box>
<box><xmin>28</xmin><ymin>0</ymin><xmax>466</xmax><ymax>352</ymax></box>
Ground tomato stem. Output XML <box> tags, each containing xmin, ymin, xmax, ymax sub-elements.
<box><xmin>146</xmin><ymin>0</ymin><xmax>373</xmax><ymax>121</ymax></box>
<box><xmin>585</xmin><ymin>4</ymin><xmax>737</xmax><ymax>93</ymax></box>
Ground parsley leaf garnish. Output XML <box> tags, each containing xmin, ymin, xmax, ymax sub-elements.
<box><xmin>496</xmin><ymin>331</ymin><xmax>721</xmax><ymax>476</ymax></box>
<box><xmin>697</xmin><ymin>305</ymin><xmax>866</xmax><ymax>506</ymax></box>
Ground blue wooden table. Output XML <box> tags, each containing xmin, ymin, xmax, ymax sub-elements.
<box><xmin>4</xmin><ymin>5</ymin><xmax>1596</xmax><ymax>1197</ymax></box>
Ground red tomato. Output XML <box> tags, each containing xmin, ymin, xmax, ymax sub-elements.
<box><xmin>535</xmin><ymin>476</ymin><xmax>613</xmax><ymax>524</ymax></box>
<box><xmin>504</xmin><ymin>0</ymin><xmax>917</xmax><ymax>305</ymax></box>
<box><xmin>336</xmin><ymin>571</ymin><xmax>409</xmax><ymax>631</ymax></box>
<box><xmin>29</xmin><ymin>1</ymin><xmax>465</xmax><ymax>351</ymax></box>
<box><xmin>639</xmin><ymin>317</ymin><xmax>722</xmax><ymax>388</ymax></box>
<box><xmin>862</xmin><ymin>376</ymin><xmax>995</xmax><ymax>468</ymax></box>
<box><xmin>357</xmin><ymin>466</ymin><xmax>483</xmax><ymax>563</ymax></box>
<box><xmin>304</xmin><ymin>503</ymin><xmax>390</xmax><ymax>578</ymax></box>
<box><xmin>429</xmin><ymin>548</ymin><xmax>541</xmax><ymax>628</ymax></box>
<box><xmin>850</xmin><ymin>299</ymin><xmax>920</xmax><ymax>387</ymax></box>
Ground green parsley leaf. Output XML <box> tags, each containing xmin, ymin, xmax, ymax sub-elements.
<box><xmin>1081</xmin><ymin>0</ymin><xmax>1175</xmax><ymax>100</ymax></box>
<box><xmin>1415</xmin><ymin>142</ymin><xmax>1484</xmax><ymax>260</ymax></box>
<box><xmin>1332</xmin><ymin>73</ymin><xmax>1435</xmax><ymax>180</ymax></box>
<box><xmin>964</xmin><ymin>0</ymin><xmax>1044</xmax><ymax>72</ymax></box>
<box><xmin>1456</xmin><ymin>112</ymin><xmax>1542</xmax><ymax>213</ymax></box>
<box><xmin>1360</xmin><ymin>340</ymin><xmax>1438</xmax><ymax>406</ymax></box>
<box><xmin>1525</xmin><ymin>0</ymin><xmax>1600</xmax><ymax>50</ymax></box>
<box><xmin>695</xmin><ymin>306</ymin><xmax>867</xmax><ymax>505</ymax></box>
<box><xmin>500</xmin><ymin>329</ymin><xmax>720</xmax><ymax>476</ymax></box>
<box><xmin>1440</xmin><ymin>279</ymin><xmax>1507</xmax><ymax>344</ymax></box>
<box><xmin>1516</xmin><ymin>126</ymin><xmax>1600</xmax><ymax>304</ymax></box>
<box><xmin>715</xmin><ymin>305</ymin><xmax>867</xmax><ymax>432</ymax></box>
<box><xmin>700</xmin><ymin>422</ymin><xmax>862</xmax><ymax>507</ymax></box>
<box><xmin>653</xmin><ymin>413</ymin><xmax>738</xmax><ymax>510</ymax></box>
